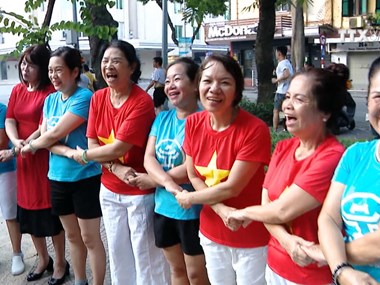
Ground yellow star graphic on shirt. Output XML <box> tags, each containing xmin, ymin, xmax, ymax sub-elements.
<box><xmin>98</xmin><ymin>130</ymin><xmax>124</xmax><ymax>163</ymax></box>
<box><xmin>195</xmin><ymin>151</ymin><xmax>230</xmax><ymax>187</ymax></box>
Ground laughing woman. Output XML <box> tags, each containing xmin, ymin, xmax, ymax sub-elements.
<box><xmin>21</xmin><ymin>46</ymin><xmax>105</xmax><ymax>285</ymax></box>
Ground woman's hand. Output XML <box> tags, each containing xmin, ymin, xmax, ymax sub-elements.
<box><xmin>227</xmin><ymin>209</ymin><xmax>252</xmax><ymax>229</ymax></box>
<box><xmin>128</xmin><ymin>172</ymin><xmax>157</xmax><ymax>190</ymax></box>
<box><xmin>70</xmin><ymin>147</ymin><xmax>87</xmax><ymax>165</ymax></box>
<box><xmin>176</xmin><ymin>190</ymin><xmax>192</xmax><ymax>209</ymax></box>
<box><xmin>0</xmin><ymin>149</ymin><xmax>14</xmax><ymax>162</ymax></box>
<box><xmin>301</xmin><ymin>244</ymin><xmax>328</xmax><ymax>267</ymax></box>
<box><xmin>338</xmin><ymin>267</ymin><xmax>378</xmax><ymax>285</ymax></box>
<box><xmin>163</xmin><ymin>180</ymin><xmax>183</xmax><ymax>196</ymax></box>
<box><xmin>213</xmin><ymin>204</ymin><xmax>242</xmax><ymax>231</ymax></box>
<box><xmin>111</xmin><ymin>163</ymin><xmax>137</xmax><ymax>185</ymax></box>
<box><xmin>13</xmin><ymin>139</ymin><xmax>26</xmax><ymax>149</ymax></box>
<box><xmin>282</xmin><ymin>235</ymin><xmax>315</xmax><ymax>267</ymax></box>
<box><xmin>20</xmin><ymin>143</ymin><xmax>35</xmax><ymax>157</ymax></box>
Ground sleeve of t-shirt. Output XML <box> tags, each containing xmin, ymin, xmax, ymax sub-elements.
<box><xmin>116</xmin><ymin>95</ymin><xmax>154</xmax><ymax>148</ymax></box>
<box><xmin>236</xmin><ymin>119</ymin><xmax>271</xmax><ymax>165</ymax></box>
<box><xmin>149</xmin><ymin>111</ymin><xmax>164</xmax><ymax>137</ymax></box>
<box><xmin>68</xmin><ymin>89</ymin><xmax>92</xmax><ymax>120</ymax></box>
<box><xmin>152</xmin><ymin>69</ymin><xmax>159</xmax><ymax>81</ymax></box>
<box><xmin>263</xmin><ymin>140</ymin><xmax>287</xmax><ymax>188</ymax></box>
<box><xmin>6</xmin><ymin>85</ymin><xmax>19</xmax><ymax>119</ymax></box>
<box><xmin>0</xmin><ymin>104</ymin><xmax>6</xmax><ymax>129</ymax></box>
<box><xmin>86</xmin><ymin>90</ymin><xmax>101</xmax><ymax>139</ymax></box>
<box><xmin>332</xmin><ymin>143</ymin><xmax>359</xmax><ymax>185</ymax></box>
<box><xmin>294</xmin><ymin>146</ymin><xmax>344</xmax><ymax>203</ymax></box>
<box><xmin>183</xmin><ymin>114</ymin><xmax>195</xmax><ymax>157</ymax></box>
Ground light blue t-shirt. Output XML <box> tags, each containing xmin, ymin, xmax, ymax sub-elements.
<box><xmin>150</xmin><ymin>109</ymin><xmax>201</xmax><ymax>220</ymax></box>
<box><xmin>0</xmin><ymin>103</ymin><xmax>15</xmax><ymax>174</ymax></box>
<box><xmin>43</xmin><ymin>87</ymin><xmax>101</xmax><ymax>182</ymax></box>
<box><xmin>333</xmin><ymin>140</ymin><xmax>380</xmax><ymax>281</ymax></box>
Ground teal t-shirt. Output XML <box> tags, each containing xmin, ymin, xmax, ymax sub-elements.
<box><xmin>333</xmin><ymin>140</ymin><xmax>380</xmax><ymax>281</ymax></box>
<box><xmin>150</xmin><ymin>109</ymin><xmax>201</xmax><ymax>220</ymax></box>
<box><xmin>0</xmin><ymin>103</ymin><xmax>15</xmax><ymax>174</ymax></box>
<box><xmin>43</xmin><ymin>87</ymin><xmax>101</xmax><ymax>182</ymax></box>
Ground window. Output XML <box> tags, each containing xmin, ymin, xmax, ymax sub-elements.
<box><xmin>174</xmin><ymin>2</ymin><xmax>182</xmax><ymax>14</ymax></box>
<box><xmin>193</xmin><ymin>28</ymin><xmax>200</xmax><ymax>40</ymax></box>
<box><xmin>116</xmin><ymin>0</ymin><xmax>123</xmax><ymax>9</ymax></box>
<box><xmin>0</xmin><ymin>33</ymin><xmax>4</xmax><ymax>44</ymax></box>
<box><xmin>118</xmin><ymin>22</ymin><xmax>125</xmax><ymax>39</ymax></box>
<box><xmin>175</xmin><ymin>25</ymin><xmax>183</xmax><ymax>39</ymax></box>
<box><xmin>1</xmin><ymin>61</ymin><xmax>7</xmax><ymax>80</ymax></box>
<box><xmin>276</xmin><ymin>3</ymin><xmax>290</xmax><ymax>12</ymax></box>
<box><xmin>377</xmin><ymin>0</ymin><xmax>380</xmax><ymax>12</ymax></box>
<box><xmin>342</xmin><ymin>0</ymin><xmax>368</xmax><ymax>16</ymax></box>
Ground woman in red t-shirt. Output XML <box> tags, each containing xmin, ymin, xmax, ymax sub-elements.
<box><xmin>228</xmin><ymin>69</ymin><xmax>346</xmax><ymax>285</ymax></box>
<box><xmin>5</xmin><ymin>44</ymin><xmax>66</xmax><ymax>284</ymax></box>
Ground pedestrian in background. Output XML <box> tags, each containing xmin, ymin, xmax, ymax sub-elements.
<box><xmin>228</xmin><ymin>68</ymin><xmax>345</xmax><ymax>284</ymax></box>
<box><xmin>176</xmin><ymin>54</ymin><xmax>271</xmax><ymax>285</ymax></box>
<box><xmin>71</xmin><ymin>40</ymin><xmax>169</xmax><ymax>285</ymax></box>
<box><xmin>272</xmin><ymin>46</ymin><xmax>294</xmax><ymax>132</ymax></box>
<box><xmin>141</xmin><ymin>57</ymin><xmax>209</xmax><ymax>284</ymax></box>
<box><xmin>0</xmin><ymin>102</ymin><xmax>24</xmax><ymax>276</ymax></box>
<box><xmin>317</xmin><ymin>57</ymin><xmax>380</xmax><ymax>285</ymax></box>
<box><xmin>5</xmin><ymin>44</ymin><xmax>66</xmax><ymax>283</ymax></box>
<box><xmin>21</xmin><ymin>46</ymin><xmax>105</xmax><ymax>285</ymax></box>
<box><xmin>146</xmin><ymin>56</ymin><xmax>167</xmax><ymax>114</ymax></box>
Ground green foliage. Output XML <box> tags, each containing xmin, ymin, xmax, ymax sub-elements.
<box><xmin>239</xmin><ymin>96</ymin><xmax>274</xmax><ymax>125</ymax></box>
<box><xmin>0</xmin><ymin>0</ymin><xmax>117</xmax><ymax>57</ymax></box>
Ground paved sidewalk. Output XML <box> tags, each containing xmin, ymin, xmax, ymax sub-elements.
<box><xmin>0</xmin><ymin>219</ymin><xmax>111</xmax><ymax>285</ymax></box>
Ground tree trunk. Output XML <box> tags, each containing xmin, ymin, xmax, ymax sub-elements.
<box><xmin>86</xmin><ymin>3</ymin><xmax>118</xmax><ymax>89</ymax></box>
<box><xmin>256</xmin><ymin>0</ymin><xmax>276</xmax><ymax>103</ymax></box>
<box><xmin>291</xmin><ymin>1</ymin><xmax>305</xmax><ymax>72</ymax></box>
<box><xmin>41</xmin><ymin>0</ymin><xmax>56</xmax><ymax>47</ymax></box>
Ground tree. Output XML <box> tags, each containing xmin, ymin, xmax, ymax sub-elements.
<box><xmin>255</xmin><ymin>0</ymin><xmax>276</xmax><ymax>103</ymax></box>
<box><xmin>291</xmin><ymin>0</ymin><xmax>306</xmax><ymax>72</ymax></box>
<box><xmin>137</xmin><ymin>0</ymin><xmax>227</xmax><ymax>45</ymax></box>
<box><xmin>0</xmin><ymin>0</ymin><xmax>117</xmax><ymax>87</ymax></box>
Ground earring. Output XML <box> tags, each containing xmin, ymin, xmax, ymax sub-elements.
<box><xmin>322</xmin><ymin>118</ymin><xmax>328</xmax><ymax>122</ymax></box>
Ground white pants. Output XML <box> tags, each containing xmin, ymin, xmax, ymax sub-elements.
<box><xmin>199</xmin><ymin>232</ymin><xmax>267</xmax><ymax>285</ymax></box>
<box><xmin>100</xmin><ymin>185</ymin><xmax>170</xmax><ymax>285</ymax></box>
<box><xmin>0</xmin><ymin>171</ymin><xmax>17</xmax><ymax>220</ymax></box>
<box><xmin>265</xmin><ymin>266</ymin><xmax>333</xmax><ymax>285</ymax></box>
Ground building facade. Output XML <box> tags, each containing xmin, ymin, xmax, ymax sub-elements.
<box><xmin>0</xmin><ymin>0</ymin><xmax>228</xmax><ymax>84</ymax></box>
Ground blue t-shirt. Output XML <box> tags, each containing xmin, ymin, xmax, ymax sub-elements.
<box><xmin>333</xmin><ymin>140</ymin><xmax>380</xmax><ymax>281</ymax></box>
<box><xmin>43</xmin><ymin>87</ymin><xmax>101</xmax><ymax>182</ymax></box>
<box><xmin>0</xmin><ymin>103</ymin><xmax>15</xmax><ymax>174</ymax></box>
<box><xmin>150</xmin><ymin>109</ymin><xmax>201</xmax><ymax>220</ymax></box>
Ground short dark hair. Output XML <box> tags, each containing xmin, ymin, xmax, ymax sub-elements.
<box><xmin>100</xmin><ymin>40</ymin><xmax>142</xmax><ymax>84</ymax></box>
<box><xmin>368</xmin><ymin>56</ymin><xmax>380</xmax><ymax>97</ymax></box>
<box><xmin>196</xmin><ymin>54</ymin><xmax>244</xmax><ymax>106</ymax></box>
<box><xmin>51</xmin><ymin>46</ymin><xmax>82</xmax><ymax>82</ymax></box>
<box><xmin>83</xmin><ymin>63</ymin><xmax>90</xmax><ymax>72</ymax></box>
<box><xmin>326</xmin><ymin>63</ymin><xmax>350</xmax><ymax>88</ymax></box>
<box><xmin>295</xmin><ymin>68</ymin><xmax>345</xmax><ymax>131</ymax></box>
<box><xmin>167</xmin><ymin>57</ymin><xmax>199</xmax><ymax>82</ymax></box>
<box><xmin>276</xmin><ymin>46</ymin><xmax>288</xmax><ymax>57</ymax></box>
<box><xmin>18</xmin><ymin>44</ymin><xmax>51</xmax><ymax>90</ymax></box>
<box><xmin>153</xmin><ymin>56</ymin><xmax>163</xmax><ymax>66</ymax></box>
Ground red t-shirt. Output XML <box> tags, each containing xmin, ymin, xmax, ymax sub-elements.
<box><xmin>264</xmin><ymin>136</ymin><xmax>344</xmax><ymax>284</ymax></box>
<box><xmin>87</xmin><ymin>85</ymin><xmax>155</xmax><ymax>195</ymax></box>
<box><xmin>6</xmin><ymin>83</ymin><xmax>55</xmax><ymax>210</ymax></box>
<box><xmin>184</xmin><ymin>109</ymin><xmax>271</xmax><ymax>248</ymax></box>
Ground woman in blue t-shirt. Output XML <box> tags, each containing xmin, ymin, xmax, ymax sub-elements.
<box><xmin>0</xmin><ymin>103</ymin><xmax>24</xmax><ymax>276</ymax></box>
<box><xmin>130</xmin><ymin>58</ymin><xmax>209</xmax><ymax>284</ymax></box>
<box><xmin>21</xmin><ymin>46</ymin><xmax>105</xmax><ymax>285</ymax></box>
<box><xmin>318</xmin><ymin>57</ymin><xmax>380</xmax><ymax>284</ymax></box>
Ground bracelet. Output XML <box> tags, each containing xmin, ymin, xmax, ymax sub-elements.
<box><xmin>29</xmin><ymin>139</ymin><xmax>37</xmax><ymax>152</ymax></box>
<box><xmin>108</xmin><ymin>161</ymin><xmax>114</xmax><ymax>173</ymax></box>
<box><xmin>10</xmin><ymin>146</ymin><xmax>16</xmax><ymax>157</ymax></box>
<box><xmin>332</xmin><ymin>262</ymin><xmax>353</xmax><ymax>285</ymax></box>
<box><xmin>81</xmin><ymin>149</ymin><xmax>89</xmax><ymax>164</ymax></box>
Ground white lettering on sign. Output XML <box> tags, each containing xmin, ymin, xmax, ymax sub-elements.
<box><xmin>338</xmin><ymin>29</ymin><xmax>380</xmax><ymax>42</ymax></box>
<box><xmin>207</xmin><ymin>24</ymin><xmax>258</xmax><ymax>39</ymax></box>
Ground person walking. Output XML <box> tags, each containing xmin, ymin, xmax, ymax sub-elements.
<box><xmin>272</xmin><ymin>46</ymin><xmax>294</xmax><ymax>132</ymax></box>
<box><xmin>0</xmin><ymin>102</ymin><xmax>24</xmax><ymax>276</ymax></box>
<box><xmin>146</xmin><ymin>56</ymin><xmax>166</xmax><ymax>114</ymax></box>
<box><xmin>21</xmin><ymin>46</ymin><xmax>105</xmax><ymax>285</ymax></box>
<box><xmin>5</xmin><ymin>44</ymin><xmax>66</xmax><ymax>284</ymax></box>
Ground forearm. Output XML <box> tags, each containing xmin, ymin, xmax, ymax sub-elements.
<box><xmin>318</xmin><ymin>213</ymin><xmax>348</xmax><ymax>272</ymax></box>
<box><xmin>145</xmin><ymin>156</ymin><xmax>176</xmax><ymax>188</ymax></box>
<box><xmin>48</xmin><ymin>143</ymin><xmax>73</xmax><ymax>157</ymax></box>
<box><xmin>166</xmin><ymin>164</ymin><xmax>189</xmax><ymax>185</ymax></box>
<box><xmin>184</xmin><ymin>182</ymin><xmax>238</xmax><ymax>205</ymax></box>
<box><xmin>5</xmin><ymin>119</ymin><xmax>20</xmax><ymax>143</ymax></box>
<box><xmin>145</xmin><ymin>81</ymin><xmax>154</xmax><ymax>92</ymax></box>
<box><xmin>86</xmin><ymin>143</ymin><xmax>132</xmax><ymax>163</ymax></box>
<box><xmin>346</xmin><ymin>232</ymin><xmax>380</xmax><ymax>264</ymax></box>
